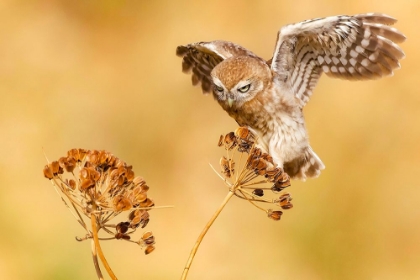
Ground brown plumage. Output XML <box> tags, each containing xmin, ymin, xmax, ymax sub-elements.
<box><xmin>176</xmin><ymin>13</ymin><xmax>405</xmax><ymax>180</ymax></box>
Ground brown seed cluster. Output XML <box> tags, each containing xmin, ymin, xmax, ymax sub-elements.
<box><xmin>218</xmin><ymin>127</ymin><xmax>293</xmax><ymax>221</ymax></box>
<box><xmin>43</xmin><ymin>148</ymin><xmax>155</xmax><ymax>254</ymax></box>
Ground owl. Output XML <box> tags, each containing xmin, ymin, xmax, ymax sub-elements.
<box><xmin>176</xmin><ymin>13</ymin><xmax>405</xmax><ymax>180</ymax></box>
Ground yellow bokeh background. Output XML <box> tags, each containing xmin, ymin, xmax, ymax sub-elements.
<box><xmin>1</xmin><ymin>0</ymin><xmax>419</xmax><ymax>279</ymax></box>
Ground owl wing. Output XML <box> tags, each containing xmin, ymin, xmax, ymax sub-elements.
<box><xmin>176</xmin><ymin>40</ymin><xmax>261</xmax><ymax>94</ymax></box>
<box><xmin>271</xmin><ymin>13</ymin><xmax>406</xmax><ymax>106</ymax></box>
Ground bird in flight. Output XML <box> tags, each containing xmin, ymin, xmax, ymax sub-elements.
<box><xmin>177</xmin><ymin>13</ymin><xmax>405</xmax><ymax>180</ymax></box>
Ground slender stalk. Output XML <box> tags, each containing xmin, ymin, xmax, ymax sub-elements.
<box><xmin>209</xmin><ymin>163</ymin><xmax>232</xmax><ymax>186</ymax></box>
<box><xmin>91</xmin><ymin>240</ymin><xmax>104</xmax><ymax>280</ymax></box>
<box><xmin>237</xmin><ymin>189</ymin><xmax>267</xmax><ymax>212</ymax></box>
<box><xmin>181</xmin><ymin>190</ymin><xmax>235</xmax><ymax>280</ymax></box>
<box><xmin>91</xmin><ymin>208</ymin><xmax>118</xmax><ymax>280</ymax></box>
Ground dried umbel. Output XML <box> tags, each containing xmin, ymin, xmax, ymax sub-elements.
<box><xmin>43</xmin><ymin>149</ymin><xmax>156</xmax><ymax>279</ymax></box>
<box><xmin>182</xmin><ymin>127</ymin><xmax>293</xmax><ymax>280</ymax></box>
<box><xmin>217</xmin><ymin>127</ymin><xmax>293</xmax><ymax>220</ymax></box>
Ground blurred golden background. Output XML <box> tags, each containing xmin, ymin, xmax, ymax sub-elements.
<box><xmin>1</xmin><ymin>0</ymin><xmax>419</xmax><ymax>279</ymax></box>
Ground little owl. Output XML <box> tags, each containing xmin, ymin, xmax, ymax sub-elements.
<box><xmin>176</xmin><ymin>13</ymin><xmax>405</xmax><ymax>180</ymax></box>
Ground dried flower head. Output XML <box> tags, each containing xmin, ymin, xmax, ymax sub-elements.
<box><xmin>181</xmin><ymin>127</ymin><xmax>295</xmax><ymax>280</ymax></box>
<box><xmin>216</xmin><ymin>127</ymin><xmax>293</xmax><ymax>221</ymax></box>
<box><xmin>43</xmin><ymin>148</ymin><xmax>156</xmax><ymax>278</ymax></box>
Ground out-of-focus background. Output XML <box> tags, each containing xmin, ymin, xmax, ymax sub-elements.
<box><xmin>1</xmin><ymin>0</ymin><xmax>419</xmax><ymax>279</ymax></box>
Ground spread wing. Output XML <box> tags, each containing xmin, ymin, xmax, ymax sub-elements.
<box><xmin>176</xmin><ymin>40</ymin><xmax>261</xmax><ymax>94</ymax></box>
<box><xmin>271</xmin><ymin>13</ymin><xmax>406</xmax><ymax>106</ymax></box>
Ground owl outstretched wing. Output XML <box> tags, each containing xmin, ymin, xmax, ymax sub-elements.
<box><xmin>176</xmin><ymin>41</ymin><xmax>262</xmax><ymax>94</ymax></box>
<box><xmin>271</xmin><ymin>13</ymin><xmax>406</xmax><ymax>106</ymax></box>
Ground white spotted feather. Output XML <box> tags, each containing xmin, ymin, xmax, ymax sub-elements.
<box><xmin>271</xmin><ymin>13</ymin><xmax>406</xmax><ymax>107</ymax></box>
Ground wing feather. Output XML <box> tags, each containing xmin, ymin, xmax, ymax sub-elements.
<box><xmin>176</xmin><ymin>41</ymin><xmax>260</xmax><ymax>94</ymax></box>
<box><xmin>271</xmin><ymin>13</ymin><xmax>406</xmax><ymax>107</ymax></box>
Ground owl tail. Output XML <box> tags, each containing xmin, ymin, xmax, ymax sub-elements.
<box><xmin>283</xmin><ymin>147</ymin><xmax>325</xmax><ymax>181</ymax></box>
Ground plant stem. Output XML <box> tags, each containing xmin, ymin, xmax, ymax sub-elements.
<box><xmin>91</xmin><ymin>209</ymin><xmax>118</xmax><ymax>280</ymax></box>
<box><xmin>181</xmin><ymin>190</ymin><xmax>235</xmax><ymax>280</ymax></box>
<box><xmin>91</xmin><ymin>239</ymin><xmax>104</xmax><ymax>280</ymax></box>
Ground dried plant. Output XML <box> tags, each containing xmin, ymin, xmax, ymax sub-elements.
<box><xmin>43</xmin><ymin>149</ymin><xmax>156</xmax><ymax>280</ymax></box>
<box><xmin>181</xmin><ymin>127</ymin><xmax>293</xmax><ymax>279</ymax></box>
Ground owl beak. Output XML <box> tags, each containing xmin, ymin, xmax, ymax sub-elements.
<box><xmin>227</xmin><ymin>97</ymin><xmax>235</xmax><ymax>108</ymax></box>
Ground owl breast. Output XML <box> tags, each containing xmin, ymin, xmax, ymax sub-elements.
<box><xmin>225</xmin><ymin>85</ymin><xmax>309</xmax><ymax>167</ymax></box>
<box><xmin>264</xmin><ymin>112</ymin><xmax>308</xmax><ymax>166</ymax></box>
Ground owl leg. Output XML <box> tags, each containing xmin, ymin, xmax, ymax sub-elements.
<box><xmin>283</xmin><ymin>147</ymin><xmax>325</xmax><ymax>181</ymax></box>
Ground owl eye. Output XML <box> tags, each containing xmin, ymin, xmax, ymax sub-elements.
<box><xmin>238</xmin><ymin>84</ymin><xmax>251</xmax><ymax>93</ymax></box>
<box><xmin>214</xmin><ymin>85</ymin><xmax>224</xmax><ymax>93</ymax></box>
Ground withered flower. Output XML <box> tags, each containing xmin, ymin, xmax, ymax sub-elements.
<box><xmin>182</xmin><ymin>127</ymin><xmax>293</xmax><ymax>280</ymax></box>
<box><xmin>43</xmin><ymin>149</ymin><xmax>156</xmax><ymax>279</ymax></box>
<box><xmin>216</xmin><ymin>127</ymin><xmax>293</xmax><ymax>221</ymax></box>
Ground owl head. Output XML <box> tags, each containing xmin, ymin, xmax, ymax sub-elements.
<box><xmin>210</xmin><ymin>56</ymin><xmax>272</xmax><ymax>109</ymax></box>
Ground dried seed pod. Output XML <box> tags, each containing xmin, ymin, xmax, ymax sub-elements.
<box><xmin>130</xmin><ymin>209</ymin><xmax>150</xmax><ymax>228</ymax></box>
<box><xmin>113</xmin><ymin>195</ymin><xmax>133</xmax><ymax>211</ymax></box>
<box><xmin>80</xmin><ymin>179</ymin><xmax>95</xmax><ymax>190</ymax></box>
<box><xmin>251</xmin><ymin>147</ymin><xmax>262</xmax><ymax>158</ymax></box>
<box><xmin>281</xmin><ymin>202</ymin><xmax>293</xmax><ymax>210</ymax></box>
<box><xmin>58</xmin><ymin>157</ymin><xmax>67</xmax><ymax>168</ymax></box>
<box><xmin>218</xmin><ymin>135</ymin><xmax>224</xmax><ymax>147</ymax></box>
<box><xmin>115</xmin><ymin>232</ymin><xmax>124</xmax><ymax>239</ymax></box>
<box><xmin>141</xmin><ymin>184</ymin><xmax>150</xmax><ymax>193</ymax></box>
<box><xmin>126</xmin><ymin>167</ymin><xmax>135</xmax><ymax>182</ymax></box>
<box><xmin>80</xmin><ymin>166</ymin><xmax>100</xmax><ymax>182</ymax></box>
<box><xmin>68</xmin><ymin>148</ymin><xmax>87</xmax><ymax>162</ymax></box>
<box><xmin>80</xmin><ymin>167</ymin><xmax>91</xmax><ymax>180</ymax></box>
<box><xmin>268</xmin><ymin>210</ymin><xmax>283</xmax><ymax>221</ymax></box>
<box><xmin>107</xmin><ymin>154</ymin><xmax>116</xmax><ymax>167</ymax></box>
<box><xmin>114</xmin><ymin>158</ymin><xmax>125</xmax><ymax>168</ymax></box>
<box><xmin>43</xmin><ymin>165</ymin><xmax>54</xmax><ymax>179</ymax></box>
<box><xmin>67</xmin><ymin>149</ymin><xmax>78</xmax><ymax>161</ymax></box>
<box><xmin>68</xmin><ymin>179</ymin><xmax>76</xmax><ymax>190</ymax></box>
<box><xmin>139</xmin><ymin>198</ymin><xmax>154</xmax><ymax>208</ymax></box>
<box><xmin>250</xmin><ymin>158</ymin><xmax>267</xmax><ymax>171</ymax></box>
<box><xmin>90</xmin><ymin>169</ymin><xmax>101</xmax><ymax>181</ymax></box>
<box><xmin>278</xmin><ymin>193</ymin><xmax>293</xmax><ymax>210</ymax></box>
<box><xmin>234</xmin><ymin>127</ymin><xmax>255</xmax><ymax>152</ymax></box>
<box><xmin>133</xmin><ymin>185</ymin><xmax>149</xmax><ymax>196</ymax></box>
<box><xmin>50</xmin><ymin>161</ymin><xmax>63</xmax><ymax>175</ymax></box>
<box><xmin>115</xmin><ymin>232</ymin><xmax>131</xmax><ymax>240</ymax></box>
<box><xmin>129</xmin><ymin>209</ymin><xmax>144</xmax><ymax>221</ymax></box>
<box><xmin>87</xmin><ymin>150</ymin><xmax>99</xmax><ymax>165</ymax></box>
<box><xmin>265</xmin><ymin>167</ymin><xmax>283</xmax><ymax>181</ymax></box>
<box><xmin>116</xmin><ymin>222</ymin><xmax>130</xmax><ymax>234</ymax></box>
<box><xmin>122</xmin><ymin>234</ymin><xmax>131</xmax><ymax>240</ymax></box>
<box><xmin>141</xmin><ymin>231</ymin><xmax>155</xmax><ymax>245</ymax></box>
<box><xmin>133</xmin><ymin>176</ymin><xmax>146</xmax><ymax>187</ymax></box>
<box><xmin>271</xmin><ymin>185</ymin><xmax>284</xmax><ymax>193</ymax></box>
<box><xmin>98</xmin><ymin>150</ymin><xmax>109</xmax><ymax>165</ymax></box>
<box><xmin>279</xmin><ymin>193</ymin><xmax>291</xmax><ymax>201</ymax></box>
<box><xmin>261</xmin><ymin>153</ymin><xmax>274</xmax><ymax>165</ymax></box>
<box><xmin>237</xmin><ymin>142</ymin><xmax>252</xmax><ymax>153</ymax></box>
<box><xmin>144</xmin><ymin>245</ymin><xmax>155</xmax><ymax>255</ymax></box>
<box><xmin>252</xmin><ymin>189</ymin><xmax>264</xmax><ymax>197</ymax></box>
<box><xmin>135</xmin><ymin>193</ymin><xmax>147</xmax><ymax>203</ymax></box>
<box><xmin>109</xmin><ymin>168</ymin><xmax>120</xmax><ymax>181</ymax></box>
<box><xmin>141</xmin><ymin>218</ymin><xmax>150</xmax><ymax>229</ymax></box>
<box><xmin>64</xmin><ymin>157</ymin><xmax>76</xmax><ymax>173</ymax></box>
<box><xmin>220</xmin><ymin>156</ymin><xmax>235</xmax><ymax>178</ymax></box>
<box><xmin>78</xmin><ymin>149</ymin><xmax>87</xmax><ymax>161</ymax></box>
<box><xmin>255</xmin><ymin>168</ymin><xmax>267</xmax><ymax>176</ymax></box>
<box><xmin>234</xmin><ymin>127</ymin><xmax>250</xmax><ymax>140</ymax></box>
<box><xmin>274</xmin><ymin>173</ymin><xmax>291</xmax><ymax>189</ymax></box>
<box><xmin>224</xmin><ymin>132</ymin><xmax>237</xmax><ymax>150</ymax></box>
